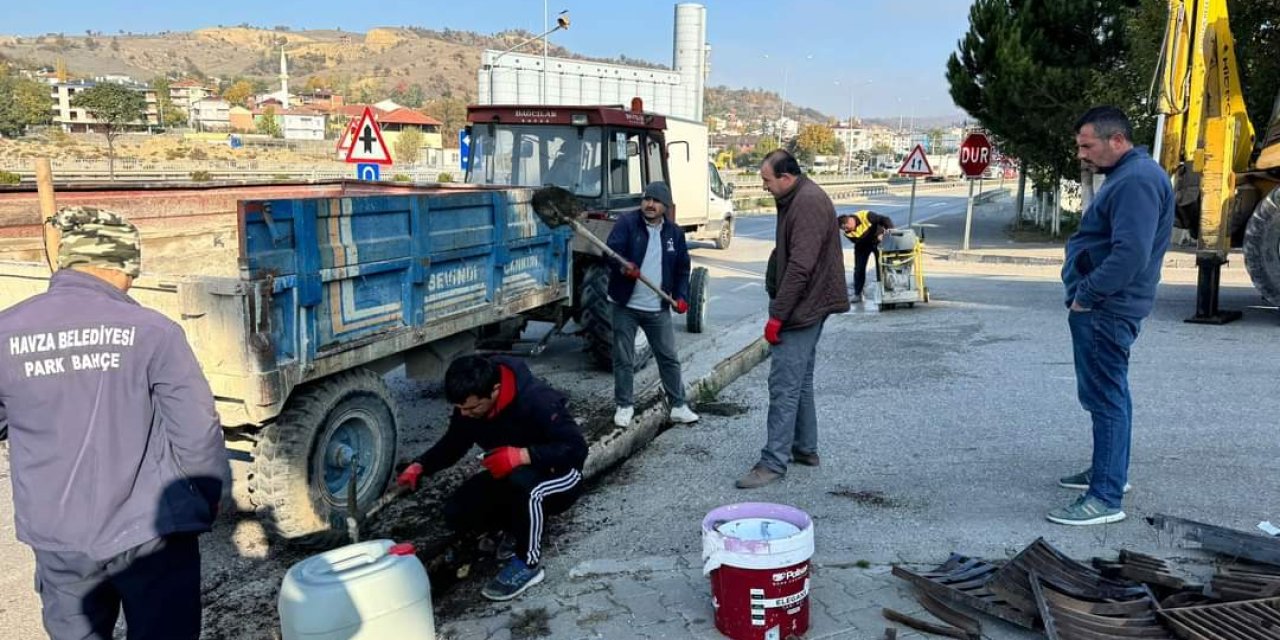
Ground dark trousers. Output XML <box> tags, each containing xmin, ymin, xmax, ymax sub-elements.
<box><xmin>853</xmin><ymin>243</ymin><xmax>879</xmax><ymax>296</ymax></box>
<box><xmin>33</xmin><ymin>534</ymin><xmax>201</xmax><ymax>640</ymax></box>
<box><xmin>1068</xmin><ymin>309</ymin><xmax>1141</xmax><ymax>508</ymax></box>
<box><xmin>443</xmin><ymin>466</ymin><xmax>583</xmax><ymax>567</ymax></box>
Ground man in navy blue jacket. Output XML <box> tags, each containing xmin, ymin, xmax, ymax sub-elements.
<box><xmin>604</xmin><ymin>181</ymin><xmax>699</xmax><ymax>428</ymax></box>
<box><xmin>396</xmin><ymin>354</ymin><xmax>587</xmax><ymax>601</ymax></box>
<box><xmin>0</xmin><ymin>207</ymin><xmax>229</xmax><ymax>639</ymax></box>
<box><xmin>1052</xmin><ymin>106</ymin><xmax>1174</xmax><ymax>526</ymax></box>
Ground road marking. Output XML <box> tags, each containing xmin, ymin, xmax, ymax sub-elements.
<box><xmin>731</xmin><ymin>282</ymin><xmax>763</xmax><ymax>292</ymax></box>
<box><xmin>929</xmin><ymin>202</ymin><xmax>948</xmax><ymax>208</ymax></box>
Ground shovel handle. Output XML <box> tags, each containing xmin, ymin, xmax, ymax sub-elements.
<box><xmin>567</xmin><ymin>219</ymin><xmax>679</xmax><ymax>307</ymax></box>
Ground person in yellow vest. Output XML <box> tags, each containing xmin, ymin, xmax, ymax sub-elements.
<box><xmin>837</xmin><ymin>210</ymin><xmax>896</xmax><ymax>303</ymax></box>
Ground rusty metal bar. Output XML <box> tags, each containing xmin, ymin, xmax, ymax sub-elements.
<box><xmin>989</xmin><ymin>538</ymin><xmax>1146</xmax><ymax>613</ymax></box>
<box><xmin>1159</xmin><ymin>596</ymin><xmax>1280</xmax><ymax>639</ymax></box>
<box><xmin>892</xmin><ymin>555</ymin><xmax>1036</xmax><ymax>629</ymax></box>
<box><xmin>1032</xmin><ymin>571</ymin><xmax>1175</xmax><ymax>640</ymax></box>
<box><xmin>1149</xmin><ymin>514</ymin><xmax>1280</xmax><ymax>567</ymax></box>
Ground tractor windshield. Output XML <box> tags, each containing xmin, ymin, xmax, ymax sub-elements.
<box><xmin>466</xmin><ymin>125</ymin><xmax>604</xmax><ymax>198</ymax></box>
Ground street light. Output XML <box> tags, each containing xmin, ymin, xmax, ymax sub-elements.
<box><xmin>762</xmin><ymin>53</ymin><xmax>812</xmax><ymax>137</ymax></box>
<box><xmin>485</xmin><ymin>10</ymin><xmax>570</xmax><ymax>104</ymax></box>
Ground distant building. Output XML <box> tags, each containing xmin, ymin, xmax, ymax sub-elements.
<box><xmin>278</xmin><ymin>108</ymin><xmax>326</xmax><ymax>140</ymax></box>
<box><xmin>169</xmin><ymin>79</ymin><xmax>212</xmax><ymax>111</ymax></box>
<box><xmin>50</xmin><ymin>80</ymin><xmax>158</xmax><ymax>133</ymax></box>
<box><xmin>336</xmin><ymin>104</ymin><xmax>443</xmax><ymax>151</ymax></box>
<box><xmin>228</xmin><ymin>106</ymin><xmax>254</xmax><ymax>132</ymax></box>
<box><xmin>190</xmin><ymin>96</ymin><xmax>231</xmax><ymax>131</ymax></box>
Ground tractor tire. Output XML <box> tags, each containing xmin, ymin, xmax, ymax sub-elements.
<box><xmin>249</xmin><ymin>368</ymin><xmax>398</xmax><ymax>547</ymax></box>
<box><xmin>580</xmin><ymin>263</ymin><xmax>652</xmax><ymax>370</ymax></box>
<box><xmin>715</xmin><ymin>218</ymin><xmax>734</xmax><ymax>250</ymax></box>
<box><xmin>687</xmin><ymin>266</ymin><xmax>709</xmax><ymax>333</ymax></box>
<box><xmin>1244</xmin><ymin>188</ymin><xmax>1280</xmax><ymax>304</ymax></box>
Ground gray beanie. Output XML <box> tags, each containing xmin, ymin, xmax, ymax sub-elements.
<box><xmin>642</xmin><ymin>181</ymin><xmax>674</xmax><ymax>208</ymax></box>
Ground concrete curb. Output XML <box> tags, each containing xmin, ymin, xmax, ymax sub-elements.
<box><xmin>937</xmin><ymin>249</ymin><xmax>1202</xmax><ymax>269</ymax></box>
<box><xmin>582</xmin><ymin>335</ymin><xmax>770</xmax><ymax>480</ymax></box>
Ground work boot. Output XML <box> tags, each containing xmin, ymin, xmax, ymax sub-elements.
<box><xmin>734</xmin><ymin>464</ymin><xmax>783</xmax><ymax>489</ymax></box>
<box><xmin>669</xmin><ymin>404</ymin><xmax>699</xmax><ymax>424</ymax></box>
<box><xmin>1046</xmin><ymin>494</ymin><xmax>1126</xmax><ymax>526</ymax></box>
<box><xmin>791</xmin><ymin>449</ymin><xmax>820</xmax><ymax>467</ymax></box>
<box><xmin>1058</xmin><ymin>468</ymin><xmax>1131</xmax><ymax>493</ymax></box>
<box><xmin>481</xmin><ymin>557</ymin><xmax>545</xmax><ymax>601</ymax></box>
<box><xmin>613</xmin><ymin>406</ymin><xmax>634</xmax><ymax>427</ymax></box>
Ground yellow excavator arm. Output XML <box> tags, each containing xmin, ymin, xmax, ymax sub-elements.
<box><xmin>1154</xmin><ymin>0</ymin><xmax>1280</xmax><ymax>320</ymax></box>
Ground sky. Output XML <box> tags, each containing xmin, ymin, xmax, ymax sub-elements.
<box><xmin>6</xmin><ymin>0</ymin><xmax>975</xmax><ymax>121</ymax></box>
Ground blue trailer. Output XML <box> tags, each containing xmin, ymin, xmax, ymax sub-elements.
<box><xmin>0</xmin><ymin>181</ymin><xmax>572</xmax><ymax>543</ymax></box>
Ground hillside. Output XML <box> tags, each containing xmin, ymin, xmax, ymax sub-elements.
<box><xmin>0</xmin><ymin>26</ymin><xmax>836</xmax><ymax>126</ymax></box>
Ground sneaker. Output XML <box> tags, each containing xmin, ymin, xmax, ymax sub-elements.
<box><xmin>1047</xmin><ymin>494</ymin><xmax>1126</xmax><ymax>526</ymax></box>
<box><xmin>481</xmin><ymin>557</ymin><xmax>545</xmax><ymax>601</ymax></box>
<box><xmin>791</xmin><ymin>449</ymin><xmax>820</xmax><ymax>467</ymax></box>
<box><xmin>613</xmin><ymin>406</ymin><xmax>634</xmax><ymax>427</ymax></box>
<box><xmin>734</xmin><ymin>464</ymin><xmax>784</xmax><ymax>489</ymax></box>
<box><xmin>1058</xmin><ymin>468</ymin><xmax>1132</xmax><ymax>493</ymax></box>
<box><xmin>669</xmin><ymin>404</ymin><xmax>699</xmax><ymax>424</ymax></box>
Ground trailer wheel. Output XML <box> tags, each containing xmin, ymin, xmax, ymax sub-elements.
<box><xmin>580</xmin><ymin>263</ymin><xmax>652</xmax><ymax>370</ymax></box>
<box><xmin>1244</xmin><ymin>189</ymin><xmax>1280</xmax><ymax>304</ymax></box>
<box><xmin>715</xmin><ymin>218</ymin><xmax>734</xmax><ymax>250</ymax></box>
<box><xmin>687</xmin><ymin>266</ymin><xmax>709</xmax><ymax>333</ymax></box>
<box><xmin>249</xmin><ymin>368</ymin><xmax>398</xmax><ymax>547</ymax></box>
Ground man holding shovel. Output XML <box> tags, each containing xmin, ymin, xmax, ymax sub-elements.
<box><xmin>605</xmin><ymin>181</ymin><xmax>700</xmax><ymax>428</ymax></box>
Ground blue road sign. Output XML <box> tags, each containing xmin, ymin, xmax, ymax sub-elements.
<box><xmin>356</xmin><ymin>163</ymin><xmax>380</xmax><ymax>181</ymax></box>
<box><xmin>459</xmin><ymin>129</ymin><xmax>470</xmax><ymax>172</ymax></box>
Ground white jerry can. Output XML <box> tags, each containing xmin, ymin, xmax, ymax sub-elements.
<box><xmin>279</xmin><ymin>539</ymin><xmax>436</xmax><ymax>640</ymax></box>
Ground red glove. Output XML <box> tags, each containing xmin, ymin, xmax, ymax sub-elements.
<box><xmin>396</xmin><ymin>462</ymin><xmax>425</xmax><ymax>490</ymax></box>
<box><xmin>622</xmin><ymin>262</ymin><xmax>641</xmax><ymax>280</ymax></box>
<box><xmin>764</xmin><ymin>317</ymin><xmax>783</xmax><ymax>345</ymax></box>
<box><xmin>482</xmin><ymin>447</ymin><xmax>527</xmax><ymax>479</ymax></box>
<box><xmin>673</xmin><ymin>299</ymin><xmax>689</xmax><ymax>314</ymax></box>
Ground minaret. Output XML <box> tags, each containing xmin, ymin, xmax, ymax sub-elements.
<box><xmin>279</xmin><ymin>45</ymin><xmax>290</xmax><ymax>109</ymax></box>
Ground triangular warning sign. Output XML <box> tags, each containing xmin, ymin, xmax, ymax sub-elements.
<box><xmin>897</xmin><ymin>144</ymin><xmax>933</xmax><ymax>177</ymax></box>
<box><xmin>344</xmin><ymin>107</ymin><xmax>393</xmax><ymax>165</ymax></box>
<box><xmin>335</xmin><ymin>117</ymin><xmax>359</xmax><ymax>154</ymax></box>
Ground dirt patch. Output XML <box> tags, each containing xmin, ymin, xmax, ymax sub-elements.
<box><xmin>508</xmin><ymin>608</ymin><xmax>552</xmax><ymax>639</ymax></box>
<box><xmin>827</xmin><ymin>487</ymin><xmax>900</xmax><ymax>508</ymax></box>
<box><xmin>697</xmin><ymin>401</ymin><xmax>750</xmax><ymax>417</ymax></box>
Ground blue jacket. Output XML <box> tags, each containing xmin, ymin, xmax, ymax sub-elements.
<box><xmin>1062</xmin><ymin>147</ymin><xmax>1174</xmax><ymax>319</ymax></box>
<box><xmin>0</xmin><ymin>270</ymin><xmax>230</xmax><ymax>560</ymax></box>
<box><xmin>604</xmin><ymin>210</ymin><xmax>691</xmax><ymax>309</ymax></box>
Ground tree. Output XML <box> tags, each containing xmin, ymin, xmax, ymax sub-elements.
<box><xmin>0</xmin><ymin>75</ymin><xmax>53</xmax><ymax>137</ymax></box>
<box><xmin>257</xmin><ymin>106</ymin><xmax>281</xmax><ymax>138</ymax></box>
<box><xmin>394</xmin><ymin>127</ymin><xmax>424</xmax><ymax>164</ymax></box>
<box><xmin>789</xmin><ymin>124</ymin><xmax>844</xmax><ymax>164</ymax></box>
<box><xmin>423</xmin><ymin>96</ymin><xmax>468</xmax><ymax>147</ymax></box>
<box><xmin>71</xmin><ymin>83</ymin><xmax>146</xmax><ymax>179</ymax></box>
<box><xmin>222</xmin><ymin>80</ymin><xmax>256</xmax><ymax>107</ymax></box>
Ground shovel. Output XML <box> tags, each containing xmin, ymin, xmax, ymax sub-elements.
<box><xmin>531</xmin><ymin>186</ymin><xmax>678</xmax><ymax>308</ymax></box>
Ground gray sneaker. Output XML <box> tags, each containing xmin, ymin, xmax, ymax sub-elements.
<box><xmin>1047</xmin><ymin>494</ymin><xmax>1126</xmax><ymax>526</ymax></box>
<box><xmin>1058</xmin><ymin>468</ymin><xmax>1132</xmax><ymax>493</ymax></box>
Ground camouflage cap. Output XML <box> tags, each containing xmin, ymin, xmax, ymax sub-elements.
<box><xmin>47</xmin><ymin>206</ymin><xmax>141</xmax><ymax>278</ymax></box>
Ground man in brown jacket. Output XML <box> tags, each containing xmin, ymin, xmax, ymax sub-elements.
<box><xmin>737</xmin><ymin>149</ymin><xmax>850</xmax><ymax>489</ymax></box>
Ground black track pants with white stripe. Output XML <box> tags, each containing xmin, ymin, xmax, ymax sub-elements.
<box><xmin>442</xmin><ymin>466</ymin><xmax>583</xmax><ymax>567</ymax></box>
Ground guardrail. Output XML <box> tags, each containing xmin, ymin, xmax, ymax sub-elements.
<box><xmin>0</xmin><ymin>167</ymin><xmax>445</xmax><ymax>184</ymax></box>
<box><xmin>730</xmin><ymin>178</ymin><xmax>966</xmax><ymax>210</ymax></box>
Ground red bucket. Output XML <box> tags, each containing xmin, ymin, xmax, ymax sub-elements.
<box><xmin>702</xmin><ymin>503</ymin><xmax>814</xmax><ymax>640</ymax></box>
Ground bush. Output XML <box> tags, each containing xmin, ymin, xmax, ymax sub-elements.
<box><xmin>272</xmin><ymin>174</ymin><xmax>292</xmax><ymax>181</ymax></box>
<box><xmin>188</xmin><ymin>147</ymin><xmax>208</xmax><ymax>161</ymax></box>
<box><xmin>0</xmin><ymin>171</ymin><xmax>21</xmax><ymax>185</ymax></box>
<box><xmin>872</xmin><ymin>171</ymin><xmax>889</xmax><ymax>180</ymax></box>
<box><xmin>435</xmin><ymin>172</ymin><xmax>453</xmax><ymax>183</ymax></box>
<box><xmin>392</xmin><ymin>174</ymin><xmax>412</xmax><ymax>183</ymax></box>
<box><xmin>189</xmin><ymin>170</ymin><xmax>212</xmax><ymax>182</ymax></box>
<box><xmin>756</xmin><ymin>197</ymin><xmax>773</xmax><ymax>208</ymax></box>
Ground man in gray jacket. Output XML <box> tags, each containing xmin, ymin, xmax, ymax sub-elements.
<box><xmin>0</xmin><ymin>207</ymin><xmax>229</xmax><ymax>640</ymax></box>
<box><xmin>737</xmin><ymin>150</ymin><xmax>850</xmax><ymax>489</ymax></box>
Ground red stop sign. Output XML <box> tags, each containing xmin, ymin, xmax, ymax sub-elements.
<box><xmin>958</xmin><ymin>133</ymin><xmax>993</xmax><ymax>178</ymax></box>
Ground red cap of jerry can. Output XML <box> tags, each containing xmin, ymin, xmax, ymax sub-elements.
<box><xmin>388</xmin><ymin>542</ymin><xmax>416</xmax><ymax>556</ymax></box>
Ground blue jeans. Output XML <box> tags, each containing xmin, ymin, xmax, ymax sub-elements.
<box><xmin>1068</xmin><ymin>309</ymin><xmax>1141</xmax><ymax>508</ymax></box>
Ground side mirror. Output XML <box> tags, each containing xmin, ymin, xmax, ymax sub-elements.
<box><xmin>726</xmin><ymin>183</ymin><xmax>734</xmax><ymax>196</ymax></box>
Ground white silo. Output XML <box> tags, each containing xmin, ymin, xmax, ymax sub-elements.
<box><xmin>673</xmin><ymin>3</ymin><xmax>707</xmax><ymax>121</ymax></box>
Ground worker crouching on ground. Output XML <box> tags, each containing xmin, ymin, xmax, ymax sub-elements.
<box><xmin>395</xmin><ymin>354</ymin><xmax>587</xmax><ymax>601</ymax></box>
<box><xmin>837</xmin><ymin>210</ymin><xmax>895</xmax><ymax>303</ymax></box>
<box><xmin>0</xmin><ymin>207</ymin><xmax>230</xmax><ymax>640</ymax></box>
